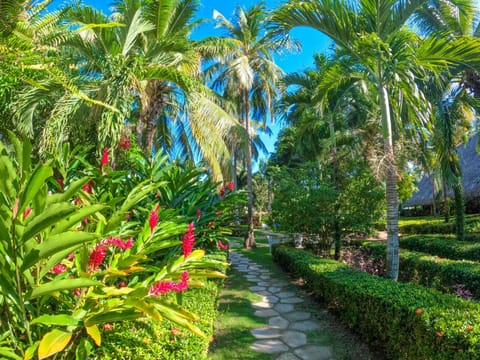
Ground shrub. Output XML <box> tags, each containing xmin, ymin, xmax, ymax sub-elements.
<box><xmin>272</xmin><ymin>244</ymin><xmax>480</xmax><ymax>359</ymax></box>
<box><xmin>358</xmin><ymin>242</ymin><xmax>480</xmax><ymax>299</ymax></box>
<box><xmin>398</xmin><ymin>216</ymin><xmax>480</xmax><ymax>235</ymax></box>
<box><xmin>401</xmin><ymin>235</ymin><xmax>480</xmax><ymax>261</ymax></box>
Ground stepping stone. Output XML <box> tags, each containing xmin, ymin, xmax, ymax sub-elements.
<box><xmin>268</xmin><ymin>286</ymin><xmax>283</xmax><ymax>293</ymax></box>
<box><xmin>276</xmin><ymin>353</ymin><xmax>301</xmax><ymax>360</ymax></box>
<box><xmin>257</xmin><ymin>281</ymin><xmax>271</xmax><ymax>287</ymax></box>
<box><xmin>290</xmin><ymin>320</ymin><xmax>321</xmax><ymax>332</ymax></box>
<box><xmin>294</xmin><ymin>345</ymin><xmax>333</xmax><ymax>360</ymax></box>
<box><xmin>251</xmin><ymin>340</ymin><xmax>289</xmax><ymax>354</ymax></box>
<box><xmin>274</xmin><ymin>303</ymin><xmax>295</xmax><ymax>313</ymax></box>
<box><xmin>249</xmin><ymin>286</ymin><xmax>267</xmax><ymax>292</ymax></box>
<box><xmin>254</xmin><ymin>309</ymin><xmax>279</xmax><ymax>317</ymax></box>
<box><xmin>258</xmin><ymin>290</ymin><xmax>273</xmax><ymax>297</ymax></box>
<box><xmin>268</xmin><ymin>316</ymin><xmax>289</xmax><ymax>329</ymax></box>
<box><xmin>259</xmin><ymin>275</ymin><xmax>271</xmax><ymax>280</ymax></box>
<box><xmin>277</xmin><ymin>291</ymin><xmax>296</xmax><ymax>299</ymax></box>
<box><xmin>253</xmin><ymin>301</ymin><xmax>274</xmax><ymax>309</ymax></box>
<box><xmin>245</xmin><ymin>276</ymin><xmax>258</xmax><ymax>281</ymax></box>
<box><xmin>264</xmin><ymin>295</ymin><xmax>279</xmax><ymax>303</ymax></box>
<box><xmin>284</xmin><ymin>312</ymin><xmax>311</xmax><ymax>322</ymax></box>
<box><xmin>282</xmin><ymin>330</ymin><xmax>307</xmax><ymax>348</ymax></box>
<box><xmin>281</xmin><ymin>297</ymin><xmax>304</xmax><ymax>304</ymax></box>
<box><xmin>238</xmin><ymin>268</ymin><xmax>250</xmax><ymax>273</ymax></box>
<box><xmin>251</xmin><ymin>328</ymin><xmax>283</xmax><ymax>339</ymax></box>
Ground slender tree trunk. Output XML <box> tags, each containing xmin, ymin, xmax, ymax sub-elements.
<box><xmin>432</xmin><ymin>176</ymin><xmax>437</xmax><ymax>216</ymax></box>
<box><xmin>329</xmin><ymin>114</ymin><xmax>341</xmax><ymax>260</ymax></box>
<box><xmin>453</xmin><ymin>178</ymin><xmax>465</xmax><ymax>241</ymax></box>
<box><xmin>442</xmin><ymin>175</ymin><xmax>450</xmax><ymax>223</ymax></box>
<box><xmin>244</xmin><ymin>90</ymin><xmax>256</xmax><ymax>249</ymax></box>
<box><xmin>378</xmin><ymin>79</ymin><xmax>400</xmax><ymax>281</ymax></box>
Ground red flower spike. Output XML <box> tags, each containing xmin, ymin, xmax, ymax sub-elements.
<box><xmin>218</xmin><ymin>240</ymin><xmax>228</xmax><ymax>250</ymax></box>
<box><xmin>416</xmin><ymin>308</ymin><xmax>422</xmax><ymax>315</ymax></box>
<box><xmin>100</xmin><ymin>147</ymin><xmax>109</xmax><ymax>173</ymax></box>
<box><xmin>196</xmin><ymin>209</ymin><xmax>201</xmax><ymax>219</ymax></box>
<box><xmin>56</xmin><ymin>178</ymin><xmax>64</xmax><ymax>190</ymax></box>
<box><xmin>82</xmin><ymin>181</ymin><xmax>93</xmax><ymax>194</ymax></box>
<box><xmin>73</xmin><ymin>289</ymin><xmax>81</xmax><ymax>296</ymax></box>
<box><xmin>23</xmin><ymin>207</ymin><xmax>31</xmax><ymax>219</ymax></box>
<box><xmin>119</xmin><ymin>136</ymin><xmax>131</xmax><ymax>150</ymax></box>
<box><xmin>103</xmin><ymin>323</ymin><xmax>113</xmax><ymax>331</ymax></box>
<box><xmin>437</xmin><ymin>332</ymin><xmax>444</xmax><ymax>337</ymax></box>
<box><xmin>120</xmin><ymin>281</ymin><xmax>126</xmax><ymax>288</ymax></box>
<box><xmin>182</xmin><ymin>223</ymin><xmax>195</xmax><ymax>258</ymax></box>
<box><xmin>215</xmin><ymin>211</ymin><xmax>222</xmax><ymax>216</ymax></box>
<box><xmin>171</xmin><ymin>327</ymin><xmax>179</xmax><ymax>336</ymax></box>
<box><xmin>149</xmin><ymin>271</ymin><xmax>189</xmax><ymax>296</ymax></box>
<box><xmin>220</xmin><ymin>186</ymin><xmax>225</xmax><ymax>199</ymax></box>
<box><xmin>125</xmin><ymin>213</ymin><xmax>131</xmax><ymax>221</ymax></box>
<box><xmin>228</xmin><ymin>181</ymin><xmax>234</xmax><ymax>191</ymax></box>
<box><xmin>88</xmin><ymin>244</ymin><xmax>107</xmax><ymax>271</ymax></box>
<box><xmin>149</xmin><ymin>208</ymin><xmax>159</xmax><ymax>233</ymax></box>
<box><xmin>466</xmin><ymin>326</ymin><xmax>473</xmax><ymax>332</ymax></box>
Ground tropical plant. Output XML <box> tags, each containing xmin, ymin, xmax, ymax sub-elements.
<box><xmin>272</xmin><ymin>0</ymin><xmax>480</xmax><ymax>279</ymax></box>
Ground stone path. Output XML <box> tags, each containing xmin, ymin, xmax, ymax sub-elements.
<box><xmin>229</xmin><ymin>251</ymin><xmax>334</xmax><ymax>360</ymax></box>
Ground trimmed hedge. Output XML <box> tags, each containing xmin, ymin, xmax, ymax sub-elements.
<box><xmin>401</xmin><ymin>235</ymin><xmax>480</xmax><ymax>261</ymax></box>
<box><xmin>93</xmin><ymin>252</ymin><xmax>226</xmax><ymax>359</ymax></box>
<box><xmin>398</xmin><ymin>216</ymin><xmax>480</xmax><ymax>235</ymax></box>
<box><xmin>360</xmin><ymin>242</ymin><xmax>480</xmax><ymax>299</ymax></box>
<box><xmin>272</xmin><ymin>244</ymin><xmax>480</xmax><ymax>359</ymax></box>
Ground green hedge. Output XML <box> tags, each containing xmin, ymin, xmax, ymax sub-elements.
<box><xmin>359</xmin><ymin>242</ymin><xmax>480</xmax><ymax>299</ymax></box>
<box><xmin>398</xmin><ymin>216</ymin><xmax>480</xmax><ymax>235</ymax></box>
<box><xmin>272</xmin><ymin>244</ymin><xmax>480</xmax><ymax>359</ymax></box>
<box><xmin>93</xmin><ymin>252</ymin><xmax>226</xmax><ymax>359</ymax></box>
<box><xmin>401</xmin><ymin>235</ymin><xmax>480</xmax><ymax>261</ymax></box>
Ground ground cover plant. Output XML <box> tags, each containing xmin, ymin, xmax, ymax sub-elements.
<box><xmin>401</xmin><ymin>235</ymin><xmax>480</xmax><ymax>261</ymax></box>
<box><xmin>0</xmin><ymin>135</ymin><xmax>239</xmax><ymax>359</ymax></box>
<box><xmin>273</xmin><ymin>244</ymin><xmax>480</xmax><ymax>359</ymax></box>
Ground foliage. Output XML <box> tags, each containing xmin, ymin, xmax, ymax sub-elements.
<box><xmin>0</xmin><ymin>136</ymin><xmax>233</xmax><ymax>359</ymax></box>
<box><xmin>272</xmin><ymin>244</ymin><xmax>480</xmax><ymax>359</ymax></box>
<box><xmin>357</xmin><ymin>241</ymin><xmax>480</xmax><ymax>299</ymax></box>
<box><xmin>401</xmin><ymin>235</ymin><xmax>480</xmax><ymax>261</ymax></box>
<box><xmin>398</xmin><ymin>215</ymin><xmax>480</xmax><ymax>235</ymax></box>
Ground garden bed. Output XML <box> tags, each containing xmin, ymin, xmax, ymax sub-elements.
<box><xmin>272</xmin><ymin>244</ymin><xmax>480</xmax><ymax>359</ymax></box>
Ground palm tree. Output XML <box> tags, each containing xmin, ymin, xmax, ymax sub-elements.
<box><xmin>272</xmin><ymin>0</ymin><xmax>480</xmax><ymax>279</ymax></box>
<box><xmin>208</xmin><ymin>3</ymin><xmax>293</xmax><ymax>249</ymax></box>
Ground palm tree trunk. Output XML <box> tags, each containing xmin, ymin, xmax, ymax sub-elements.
<box><xmin>244</xmin><ymin>90</ymin><xmax>256</xmax><ymax>249</ymax></box>
<box><xmin>453</xmin><ymin>178</ymin><xmax>465</xmax><ymax>241</ymax></box>
<box><xmin>442</xmin><ymin>175</ymin><xmax>450</xmax><ymax>223</ymax></box>
<box><xmin>329</xmin><ymin>114</ymin><xmax>341</xmax><ymax>260</ymax></box>
<box><xmin>378</xmin><ymin>79</ymin><xmax>400</xmax><ymax>281</ymax></box>
<box><xmin>432</xmin><ymin>176</ymin><xmax>437</xmax><ymax>216</ymax></box>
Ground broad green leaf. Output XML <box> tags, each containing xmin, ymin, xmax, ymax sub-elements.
<box><xmin>22</xmin><ymin>232</ymin><xmax>99</xmax><ymax>271</ymax></box>
<box><xmin>50</xmin><ymin>205</ymin><xmax>107</xmax><ymax>235</ymax></box>
<box><xmin>187</xmin><ymin>270</ymin><xmax>227</xmax><ymax>279</ymax></box>
<box><xmin>125</xmin><ymin>299</ymin><xmax>163</xmax><ymax>322</ymax></box>
<box><xmin>38</xmin><ymin>329</ymin><xmax>72</xmax><ymax>360</ymax></box>
<box><xmin>85</xmin><ymin>325</ymin><xmax>101</xmax><ymax>346</ymax></box>
<box><xmin>152</xmin><ymin>301</ymin><xmax>205</xmax><ymax>338</ymax></box>
<box><xmin>23</xmin><ymin>341</ymin><xmax>39</xmax><ymax>360</ymax></box>
<box><xmin>0</xmin><ymin>348</ymin><xmax>22</xmax><ymax>360</ymax></box>
<box><xmin>28</xmin><ymin>278</ymin><xmax>101</xmax><ymax>299</ymax></box>
<box><xmin>22</xmin><ymin>203</ymin><xmax>77</xmax><ymax>243</ymax></box>
<box><xmin>31</xmin><ymin>314</ymin><xmax>80</xmax><ymax>327</ymax></box>
<box><xmin>47</xmin><ymin>177</ymin><xmax>92</xmax><ymax>205</ymax></box>
<box><xmin>84</xmin><ymin>310</ymin><xmax>142</xmax><ymax>327</ymax></box>
<box><xmin>0</xmin><ymin>154</ymin><xmax>17</xmax><ymax>199</ymax></box>
<box><xmin>19</xmin><ymin>164</ymin><xmax>53</xmax><ymax>215</ymax></box>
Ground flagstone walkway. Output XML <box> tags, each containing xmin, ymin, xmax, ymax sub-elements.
<box><xmin>229</xmin><ymin>251</ymin><xmax>334</xmax><ymax>360</ymax></box>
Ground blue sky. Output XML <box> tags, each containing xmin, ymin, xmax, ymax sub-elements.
<box><xmin>75</xmin><ymin>0</ymin><xmax>331</xmax><ymax>165</ymax></box>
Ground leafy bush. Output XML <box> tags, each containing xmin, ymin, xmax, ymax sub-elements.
<box><xmin>357</xmin><ymin>242</ymin><xmax>480</xmax><ymax>299</ymax></box>
<box><xmin>401</xmin><ymin>235</ymin><xmax>480</xmax><ymax>261</ymax></box>
<box><xmin>398</xmin><ymin>215</ymin><xmax>480</xmax><ymax>235</ymax></box>
<box><xmin>272</xmin><ymin>244</ymin><xmax>480</xmax><ymax>359</ymax></box>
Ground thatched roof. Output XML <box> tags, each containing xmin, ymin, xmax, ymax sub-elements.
<box><xmin>403</xmin><ymin>134</ymin><xmax>480</xmax><ymax>207</ymax></box>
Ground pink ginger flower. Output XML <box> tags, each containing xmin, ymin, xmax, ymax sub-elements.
<box><xmin>228</xmin><ymin>181</ymin><xmax>234</xmax><ymax>191</ymax></box>
<box><xmin>182</xmin><ymin>223</ymin><xmax>195</xmax><ymax>258</ymax></box>
<box><xmin>149</xmin><ymin>271</ymin><xmax>189</xmax><ymax>296</ymax></box>
<box><xmin>23</xmin><ymin>207</ymin><xmax>31</xmax><ymax>219</ymax></box>
<box><xmin>217</xmin><ymin>240</ymin><xmax>228</xmax><ymax>250</ymax></box>
<box><xmin>51</xmin><ymin>263</ymin><xmax>67</xmax><ymax>274</ymax></box>
<box><xmin>56</xmin><ymin>178</ymin><xmax>64</xmax><ymax>190</ymax></box>
<box><xmin>100</xmin><ymin>147</ymin><xmax>109</xmax><ymax>173</ymax></box>
<box><xmin>73</xmin><ymin>288</ymin><xmax>81</xmax><ymax>296</ymax></box>
<box><xmin>196</xmin><ymin>209</ymin><xmax>201</xmax><ymax>219</ymax></box>
<box><xmin>103</xmin><ymin>323</ymin><xmax>113</xmax><ymax>331</ymax></box>
<box><xmin>149</xmin><ymin>207</ymin><xmax>159</xmax><ymax>233</ymax></box>
<box><xmin>67</xmin><ymin>252</ymin><xmax>75</xmax><ymax>260</ymax></box>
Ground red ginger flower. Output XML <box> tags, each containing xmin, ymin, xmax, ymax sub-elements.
<box><xmin>82</xmin><ymin>181</ymin><xmax>93</xmax><ymax>194</ymax></box>
<box><xmin>119</xmin><ymin>136</ymin><xmax>131</xmax><ymax>150</ymax></box>
<box><xmin>56</xmin><ymin>178</ymin><xmax>64</xmax><ymax>190</ymax></box>
<box><xmin>100</xmin><ymin>147</ymin><xmax>109</xmax><ymax>173</ymax></box>
<box><xmin>228</xmin><ymin>181</ymin><xmax>234</xmax><ymax>191</ymax></box>
<box><xmin>196</xmin><ymin>209</ymin><xmax>201</xmax><ymax>219</ymax></box>
<box><xmin>149</xmin><ymin>207</ymin><xmax>159</xmax><ymax>232</ymax></box>
<box><xmin>182</xmin><ymin>223</ymin><xmax>195</xmax><ymax>258</ymax></box>
<box><xmin>51</xmin><ymin>264</ymin><xmax>67</xmax><ymax>275</ymax></box>
<box><xmin>220</xmin><ymin>186</ymin><xmax>225</xmax><ymax>199</ymax></box>
<box><xmin>218</xmin><ymin>240</ymin><xmax>228</xmax><ymax>250</ymax></box>
<box><xmin>88</xmin><ymin>237</ymin><xmax>134</xmax><ymax>271</ymax></box>
<box><xmin>103</xmin><ymin>323</ymin><xmax>113</xmax><ymax>331</ymax></box>
<box><xmin>437</xmin><ymin>332</ymin><xmax>444</xmax><ymax>337</ymax></box>
<box><xmin>23</xmin><ymin>207</ymin><xmax>31</xmax><ymax>219</ymax></box>
<box><xmin>416</xmin><ymin>308</ymin><xmax>422</xmax><ymax>315</ymax></box>
<box><xmin>149</xmin><ymin>271</ymin><xmax>189</xmax><ymax>296</ymax></box>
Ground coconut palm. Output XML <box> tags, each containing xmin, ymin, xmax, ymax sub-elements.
<box><xmin>208</xmin><ymin>3</ymin><xmax>293</xmax><ymax>249</ymax></box>
<box><xmin>272</xmin><ymin>0</ymin><xmax>480</xmax><ymax>279</ymax></box>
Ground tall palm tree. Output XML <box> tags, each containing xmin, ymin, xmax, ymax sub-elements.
<box><xmin>208</xmin><ymin>3</ymin><xmax>293</xmax><ymax>248</ymax></box>
<box><xmin>272</xmin><ymin>0</ymin><xmax>480</xmax><ymax>279</ymax></box>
